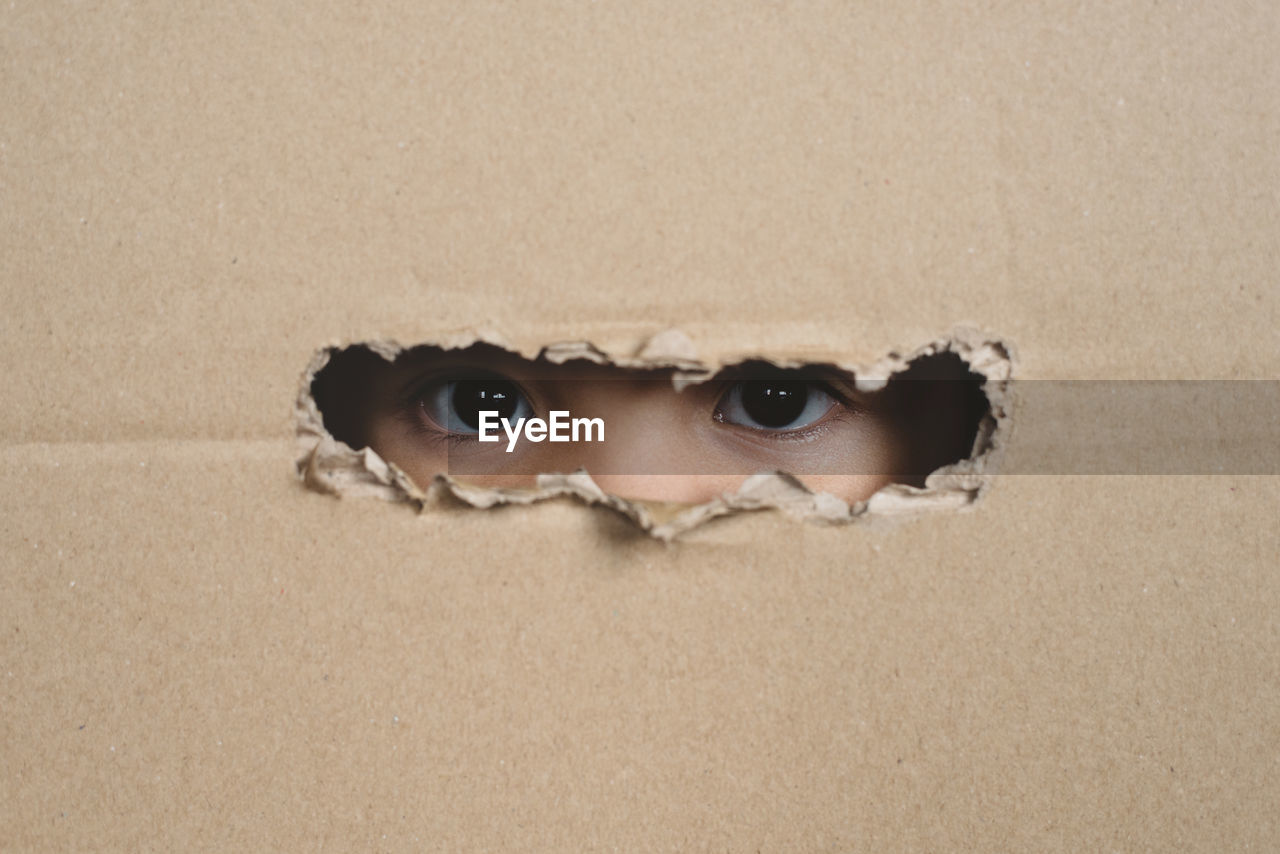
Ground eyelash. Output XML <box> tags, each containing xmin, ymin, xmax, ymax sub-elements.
<box><xmin>397</xmin><ymin>408</ymin><xmax>473</xmax><ymax>448</ymax></box>
<box><xmin>722</xmin><ymin>408</ymin><xmax>854</xmax><ymax>442</ymax></box>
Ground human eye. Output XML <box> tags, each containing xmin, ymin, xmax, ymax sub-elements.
<box><xmin>712</xmin><ymin>374</ymin><xmax>844</xmax><ymax>433</ymax></box>
<box><xmin>415</xmin><ymin>373</ymin><xmax>535</xmax><ymax>436</ymax></box>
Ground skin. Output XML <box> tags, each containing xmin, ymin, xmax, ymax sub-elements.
<box><xmin>317</xmin><ymin>345</ymin><xmax>978</xmax><ymax>505</ymax></box>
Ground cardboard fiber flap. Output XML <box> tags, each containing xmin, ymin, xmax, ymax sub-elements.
<box><xmin>4</xmin><ymin>0</ymin><xmax>1280</xmax><ymax>850</ymax></box>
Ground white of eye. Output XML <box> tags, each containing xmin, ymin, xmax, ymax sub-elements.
<box><xmin>716</xmin><ymin>382</ymin><xmax>838</xmax><ymax>431</ymax></box>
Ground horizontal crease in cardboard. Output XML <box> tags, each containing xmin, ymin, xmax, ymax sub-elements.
<box><xmin>294</xmin><ymin>328</ymin><xmax>1013</xmax><ymax>540</ymax></box>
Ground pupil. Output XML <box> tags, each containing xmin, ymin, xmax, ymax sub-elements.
<box><xmin>452</xmin><ymin>379</ymin><xmax>519</xmax><ymax>429</ymax></box>
<box><xmin>741</xmin><ymin>381</ymin><xmax>807</xmax><ymax>428</ymax></box>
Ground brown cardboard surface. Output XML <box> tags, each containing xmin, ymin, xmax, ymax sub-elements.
<box><xmin>4</xmin><ymin>0</ymin><xmax>1279</xmax><ymax>850</ymax></box>
<box><xmin>6</xmin><ymin>446</ymin><xmax>1279</xmax><ymax>849</ymax></box>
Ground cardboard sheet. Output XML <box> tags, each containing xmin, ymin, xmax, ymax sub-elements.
<box><xmin>4</xmin><ymin>1</ymin><xmax>1278</xmax><ymax>849</ymax></box>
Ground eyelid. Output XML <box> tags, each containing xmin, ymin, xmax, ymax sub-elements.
<box><xmin>818</xmin><ymin>377</ymin><xmax>867</xmax><ymax>414</ymax></box>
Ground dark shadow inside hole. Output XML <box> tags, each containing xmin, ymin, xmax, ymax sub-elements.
<box><xmin>310</xmin><ymin>344</ymin><xmax>991</xmax><ymax>504</ymax></box>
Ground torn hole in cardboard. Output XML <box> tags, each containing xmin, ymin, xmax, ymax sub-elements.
<box><xmin>295</xmin><ymin>329</ymin><xmax>1012</xmax><ymax>540</ymax></box>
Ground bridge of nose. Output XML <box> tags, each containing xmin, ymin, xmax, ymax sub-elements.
<box><xmin>562</xmin><ymin>377</ymin><xmax>702</xmax><ymax>476</ymax></box>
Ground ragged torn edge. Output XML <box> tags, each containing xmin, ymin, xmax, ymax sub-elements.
<box><xmin>293</xmin><ymin>327</ymin><xmax>1014</xmax><ymax>541</ymax></box>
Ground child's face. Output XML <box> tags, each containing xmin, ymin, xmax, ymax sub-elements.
<box><xmin>338</xmin><ymin>346</ymin><xmax>919</xmax><ymax>504</ymax></box>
